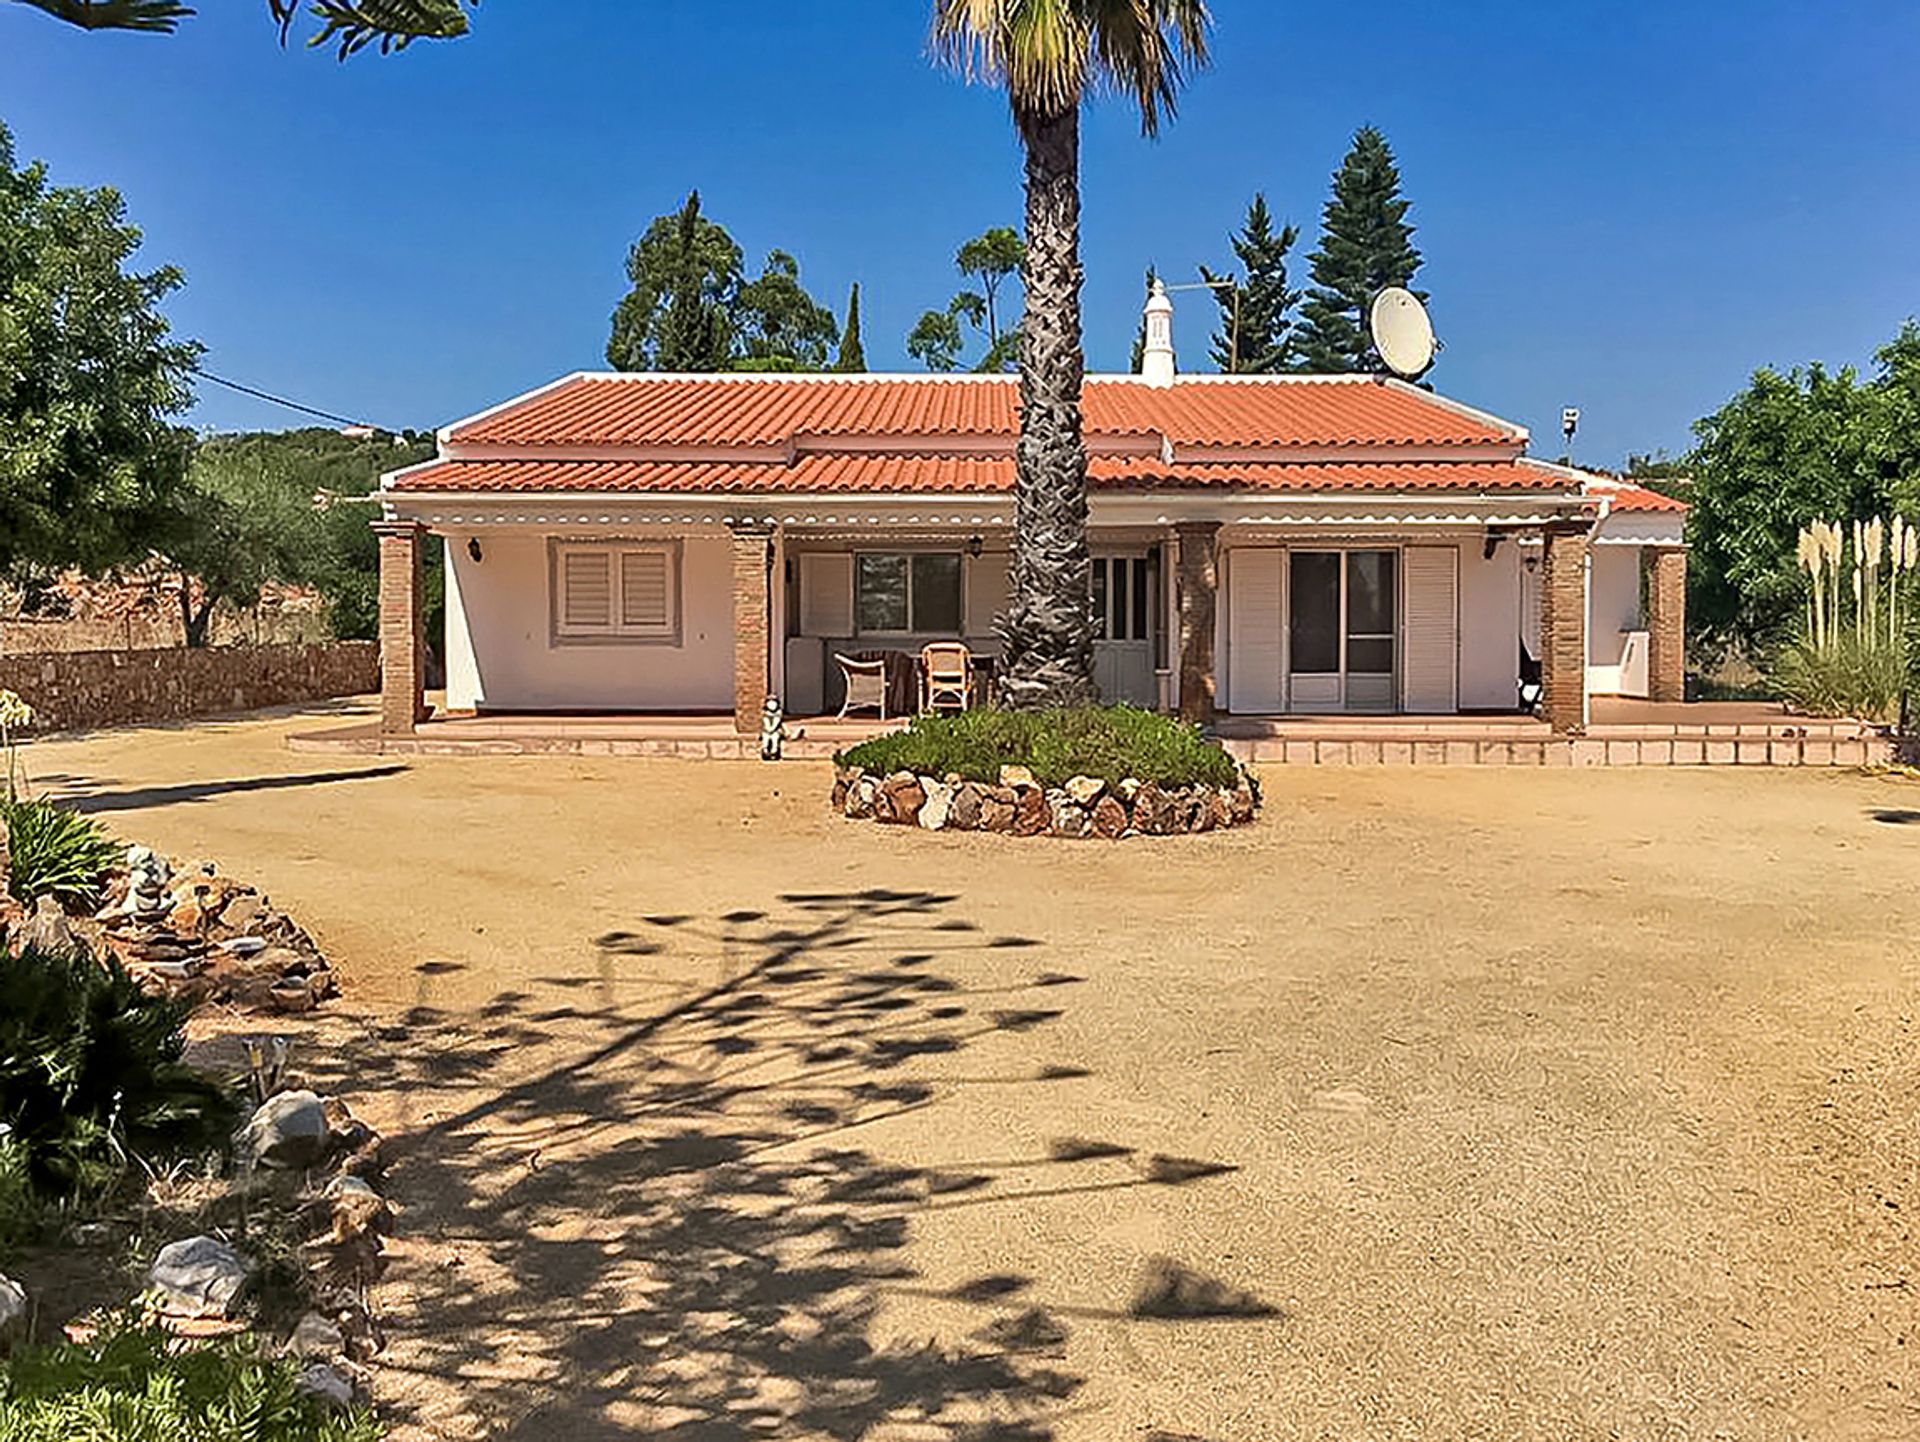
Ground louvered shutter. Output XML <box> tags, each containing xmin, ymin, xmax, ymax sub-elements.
<box><xmin>1227</xmin><ymin>549</ymin><xmax>1284</xmax><ymax>714</ymax></box>
<box><xmin>560</xmin><ymin>549</ymin><xmax>613</xmax><ymax>634</ymax></box>
<box><xmin>799</xmin><ymin>553</ymin><xmax>854</xmax><ymax>635</ymax></box>
<box><xmin>1401</xmin><ymin>546</ymin><xmax>1460</xmax><ymax>713</ymax></box>
<box><xmin>620</xmin><ymin>549</ymin><xmax>672</xmax><ymax>635</ymax></box>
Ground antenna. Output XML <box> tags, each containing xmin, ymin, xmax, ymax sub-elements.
<box><xmin>1367</xmin><ymin>288</ymin><xmax>1435</xmax><ymax>379</ymax></box>
<box><xmin>1561</xmin><ymin>407</ymin><xmax>1580</xmax><ymax>462</ymax></box>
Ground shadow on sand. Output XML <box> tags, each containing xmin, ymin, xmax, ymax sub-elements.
<box><xmin>289</xmin><ymin>887</ymin><xmax>1272</xmax><ymax>1440</ymax></box>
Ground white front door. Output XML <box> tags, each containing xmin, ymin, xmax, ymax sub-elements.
<box><xmin>1092</xmin><ymin>553</ymin><xmax>1156</xmax><ymax>707</ymax></box>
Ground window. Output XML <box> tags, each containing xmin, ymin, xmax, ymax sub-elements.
<box><xmin>1093</xmin><ymin>556</ymin><xmax>1153</xmax><ymax>642</ymax></box>
<box><xmin>855</xmin><ymin>552</ymin><xmax>963</xmax><ymax>634</ymax></box>
<box><xmin>553</xmin><ymin>542</ymin><xmax>679</xmax><ymax>642</ymax></box>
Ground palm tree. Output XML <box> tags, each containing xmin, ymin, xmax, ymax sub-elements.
<box><xmin>14</xmin><ymin>0</ymin><xmax>470</xmax><ymax>53</ymax></box>
<box><xmin>932</xmin><ymin>1</ymin><xmax>1210</xmax><ymax>710</ymax></box>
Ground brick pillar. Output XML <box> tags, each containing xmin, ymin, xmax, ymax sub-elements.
<box><xmin>731</xmin><ymin>522</ymin><xmax>775</xmax><ymax>735</ymax></box>
<box><xmin>1174</xmin><ymin>521</ymin><xmax>1221</xmax><ymax>726</ymax></box>
<box><xmin>1539</xmin><ymin>521</ymin><xmax>1591</xmax><ymax>735</ymax></box>
<box><xmin>1646</xmin><ymin>546</ymin><xmax>1687</xmax><ymax>703</ymax></box>
<box><xmin>373</xmin><ymin>520</ymin><xmax>427</xmax><ymax>735</ymax></box>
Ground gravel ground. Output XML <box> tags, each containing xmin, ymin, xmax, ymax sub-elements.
<box><xmin>29</xmin><ymin>706</ymin><xmax>1920</xmax><ymax>1441</ymax></box>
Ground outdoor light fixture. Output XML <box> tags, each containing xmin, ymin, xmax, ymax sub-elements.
<box><xmin>467</xmin><ymin>537</ymin><xmax>483</xmax><ymax>563</ymax></box>
<box><xmin>966</xmin><ymin>534</ymin><xmax>984</xmax><ymax>558</ymax></box>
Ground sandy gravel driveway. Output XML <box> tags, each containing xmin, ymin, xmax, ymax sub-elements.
<box><xmin>28</xmin><ymin>705</ymin><xmax>1920</xmax><ymax>1441</ymax></box>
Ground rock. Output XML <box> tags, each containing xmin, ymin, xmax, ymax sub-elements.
<box><xmin>1046</xmin><ymin>791</ymin><xmax>1090</xmax><ymax>839</ymax></box>
<box><xmin>1011</xmin><ymin>786</ymin><xmax>1049</xmax><ymax>837</ymax></box>
<box><xmin>917</xmin><ymin>782</ymin><xmax>953</xmax><ymax>831</ymax></box>
<box><xmin>166</xmin><ymin>898</ymin><xmax>204</xmax><ymax>935</ymax></box>
<box><xmin>149</xmin><ymin>1236</ymin><xmax>248</xmax><ymax>1318</ymax></box>
<box><xmin>1117</xmin><ymin>777</ymin><xmax>1143</xmax><ymax>803</ymax></box>
<box><xmin>1131</xmin><ymin>784</ymin><xmax>1172</xmax><ymax>836</ymax></box>
<box><xmin>18</xmin><ymin>895</ymin><xmax>86</xmax><ymax>959</ymax></box>
<box><xmin>948</xmin><ymin>783</ymin><xmax>983</xmax><ymax>831</ymax></box>
<box><xmin>289</xmin><ymin>1311</ymin><xmax>346</xmax><ymax>1360</ymax></box>
<box><xmin>1229</xmin><ymin>781</ymin><xmax>1256</xmax><ymax>824</ymax></box>
<box><xmin>1189</xmin><ymin>788</ymin><xmax>1216</xmax><ymax>833</ymax></box>
<box><xmin>1091</xmin><ymin>795</ymin><xmax>1130</xmax><ymax>839</ymax></box>
<box><xmin>221</xmin><ymin>892</ymin><xmax>266</xmax><ymax>933</ymax></box>
<box><xmin>237</xmin><ymin>1090</ymin><xmax>330</xmax><ymax>1171</ymax></box>
<box><xmin>844</xmin><ymin>775</ymin><xmax>876</xmax><ymax>820</ymax></box>
<box><xmin>1063</xmin><ymin>775</ymin><xmax>1105</xmax><ymax>807</ymax></box>
<box><xmin>1208</xmin><ymin>789</ymin><xmax>1235</xmax><ymax>830</ymax></box>
<box><xmin>216</xmin><ymin>935</ymin><xmax>268</xmax><ymax>957</ymax></box>
<box><xmin>979</xmin><ymin>794</ymin><xmax>1015</xmax><ymax>833</ymax></box>
<box><xmin>875</xmin><ymin>772</ymin><xmax>924</xmax><ymax>826</ymax></box>
<box><xmin>0</xmin><ymin>1273</ymin><xmax>26</xmax><ymax>1350</ymax></box>
<box><xmin>829</xmin><ymin>774</ymin><xmax>850</xmax><ymax>810</ymax></box>
<box><xmin>268</xmin><ymin>976</ymin><xmax>319</xmax><ymax>1013</ymax></box>
<box><xmin>294</xmin><ymin>1362</ymin><xmax>355</xmax><ymax>1412</ymax></box>
<box><xmin>324</xmin><ymin>1174</ymin><xmax>393</xmax><ymax>1244</ymax></box>
<box><xmin>125</xmin><ymin>844</ymin><xmax>154</xmax><ymax>870</ymax></box>
<box><xmin>998</xmin><ymin>764</ymin><xmax>1037</xmax><ymax>789</ymax></box>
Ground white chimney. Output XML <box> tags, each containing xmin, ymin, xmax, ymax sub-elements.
<box><xmin>1141</xmin><ymin>278</ymin><xmax>1175</xmax><ymax>387</ymax></box>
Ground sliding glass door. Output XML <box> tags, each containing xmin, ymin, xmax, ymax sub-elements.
<box><xmin>1287</xmin><ymin>549</ymin><xmax>1397</xmax><ymax>712</ymax></box>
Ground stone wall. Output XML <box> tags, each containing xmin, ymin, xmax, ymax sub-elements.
<box><xmin>0</xmin><ymin>641</ymin><xmax>377</xmax><ymax>733</ymax></box>
<box><xmin>832</xmin><ymin>763</ymin><xmax>1260</xmax><ymax>839</ymax></box>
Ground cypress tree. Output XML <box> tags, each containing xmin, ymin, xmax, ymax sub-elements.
<box><xmin>1293</xmin><ymin>127</ymin><xmax>1425</xmax><ymax>375</ymax></box>
<box><xmin>834</xmin><ymin>283</ymin><xmax>867</xmax><ymax>372</ymax></box>
<box><xmin>1201</xmin><ymin>194</ymin><xmax>1300</xmax><ymax>374</ymax></box>
<box><xmin>655</xmin><ymin>191</ymin><xmax>733</xmax><ymax>371</ymax></box>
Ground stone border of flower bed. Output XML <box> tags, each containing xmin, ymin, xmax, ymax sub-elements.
<box><xmin>831</xmin><ymin>763</ymin><xmax>1260</xmax><ymax>838</ymax></box>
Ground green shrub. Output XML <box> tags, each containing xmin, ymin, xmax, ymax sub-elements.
<box><xmin>0</xmin><ymin>1136</ymin><xmax>38</xmax><ymax>1263</ymax></box>
<box><xmin>0</xmin><ymin>947</ymin><xmax>236</xmax><ymax>1199</ymax></box>
<box><xmin>1770</xmin><ymin>634</ymin><xmax>1909</xmax><ymax>722</ymax></box>
<box><xmin>0</xmin><ymin>1313</ymin><xmax>380</xmax><ymax>1441</ymax></box>
<box><xmin>3</xmin><ymin>798</ymin><xmax>120</xmax><ymax>908</ymax></box>
<box><xmin>836</xmin><ymin>706</ymin><xmax>1241</xmax><ymax>789</ymax></box>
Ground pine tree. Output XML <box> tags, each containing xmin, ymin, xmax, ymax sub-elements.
<box><xmin>1293</xmin><ymin>127</ymin><xmax>1425</xmax><ymax>375</ymax></box>
<box><xmin>1201</xmin><ymin>194</ymin><xmax>1299</xmax><ymax>374</ymax></box>
<box><xmin>834</xmin><ymin>283</ymin><xmax>866</xmax><ymax>372</ymax></box>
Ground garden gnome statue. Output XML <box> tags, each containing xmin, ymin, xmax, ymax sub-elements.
<box><xmin>759</xmin><ymin>695</ymin><xmax>784</xmax><ymax>761</ymax></box>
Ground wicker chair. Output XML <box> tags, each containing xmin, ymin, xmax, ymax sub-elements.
<box><xmin>920</xmin><ymin>642</ymin><xmax>975</xmax><ymax>714</ymax></box>
<box><xmin>835</xmin><ymin>653</ymin><xmax>890</xmax><ymax>719</ymax></box>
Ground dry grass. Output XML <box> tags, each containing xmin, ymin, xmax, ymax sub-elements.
<box><xmin>22</xmin><ymin>707</ymin><xmax>1920</xmax><ymax>1441</ymax></box>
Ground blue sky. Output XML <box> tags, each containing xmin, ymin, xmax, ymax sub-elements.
<box><xmin>2</xmin><ymin>1</ymin><xmax>1915</xmax><ymax>465</ymax></box>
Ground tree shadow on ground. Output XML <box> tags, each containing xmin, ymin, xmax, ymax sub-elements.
<box><xmin>1868</xmin><ymin>807</ymin><xmax>1920</xmax><ymax>826</ymax></box>
<box><xmin>291</xmin><ymin>888</ymin><xmax>1273</xmax><ymax>1440</ymax></box>
<box><xmin>40</xmin><ymin>764</ymin><xmax>408</xmax><ymax>814</ymax></box>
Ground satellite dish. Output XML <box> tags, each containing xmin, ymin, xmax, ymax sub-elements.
<box><xmin>1368</xmin><ymin>287</ymin><xmax>1435</xmax><ymax>378</ymax></box>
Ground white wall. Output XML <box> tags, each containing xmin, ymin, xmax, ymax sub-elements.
<box><xmin>443</xmin><ymin>530</ymin><xmax>735</xmax><ymax>712</ymax></box>
<box><xmin>1458</xmin><ymin>540</ymin><xmax>1521</xmax><ymax>710</ymax></box>
<box><xmin>1587</xmin><ymin>547</ymin><xmax>1642</xmax><ymax>670</ymax></box>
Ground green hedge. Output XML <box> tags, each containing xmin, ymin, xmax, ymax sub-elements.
<box><xmin>835</xmin><ymin>707</ymin><xmax>1240</xmax><ymax>789</ymax></box>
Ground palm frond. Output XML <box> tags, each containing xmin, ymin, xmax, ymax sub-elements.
<box><xmin>931</xmin><ymin>0</ymin><xmax>1210</xmax><ymax>133</ymax></box>
<box><xmin>271</xmin><ymin>0</ymin><xmax>471</xmax><ymax>57</ymax></box>
<box><xmin>10</xmin><ymin>0</ymin><xmax>194</xmax><ymax>32</ymax></box>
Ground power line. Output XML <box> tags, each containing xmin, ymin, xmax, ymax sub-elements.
<box><xmin>192</xmin><ymin>366</ymin><xmax>390</xmax><ymax>432</ymax></box>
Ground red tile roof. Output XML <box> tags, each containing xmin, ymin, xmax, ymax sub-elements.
<box><xmin>389</xmin><ymin>455</ymin><xmax>1572</xmax><ymax>496</ymax></box>
<box><xmin>445</xmin><ymin>373</ymin><xmax>1520</xmax><ymax>451</ymax></box>
<box><xmin>1592</xmin><ymin>481</ymin><xmax>1688</xmax><ymax>513</ymax></box>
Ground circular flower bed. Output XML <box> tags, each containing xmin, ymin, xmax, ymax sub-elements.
<box><xmin>830</xmin><ymin>707</ymin><xmax>1259</xmax><ymax>839</ymax></box>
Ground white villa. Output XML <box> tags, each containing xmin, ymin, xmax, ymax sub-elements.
<box><xmin>372</xmin><ymin>302</ymin><xmax>1687</xmax><ymax>743</ymax></box>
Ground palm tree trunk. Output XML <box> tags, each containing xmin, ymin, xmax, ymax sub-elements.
<box><xmin>998</xmin><ymin>100</ymin><xmax>1097</xmax><ymax>710</ymax></box>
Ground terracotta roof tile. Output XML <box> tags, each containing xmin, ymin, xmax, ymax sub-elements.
<box><xmin>446</xmin><ymin>374</ymin><xmax>1517</xmax><ymax>450</ymax></box>
<box><xmin>1585</xmin><ymin>479</ymin><xmax>1689</xmax><ymax>513</ymax></box>
<box><xmin>389</xmin><ymin>456</ymin><xmax>1568</xmax><ymax>497</ymax></box>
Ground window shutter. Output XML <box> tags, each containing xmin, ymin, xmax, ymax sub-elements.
<box><xmin>966</xmin><ymin>553</ymin><xmax>1009</xmax><ymax>638</ymax></box>
<box><xmin>1227</xmin><ymin>549</ymin><xmax>1284</xmax><ymax>714</ymax></box>
<box><xmin>799</xmin><ymin>553</ymin><xmax>854</xmax><ymax>635</ymax></box>
<box><xmin>561</xmin><ymin>549</ymin><xmax>613</xmax><ymax>632</ymax></box>
<box><xmin>620</xmin><ymin>550</ymin><xmax>672</xmax><ymax>634</ymax></box>
<box><xmin>1401</xmin><ymin>546</ymin><xmax>1460</xmax><ymax>713</ymax></box>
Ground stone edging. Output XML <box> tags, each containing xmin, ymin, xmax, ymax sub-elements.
<box><xmin>831</xmin><ymin>764</ymin><xmax>1260</xmax><ymax>839</ymax></box>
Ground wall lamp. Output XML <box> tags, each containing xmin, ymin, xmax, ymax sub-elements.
<box><xmin>467</xmin><ymin>537</ymin><xmax>484</xmax><ymax>564</ymax></box>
